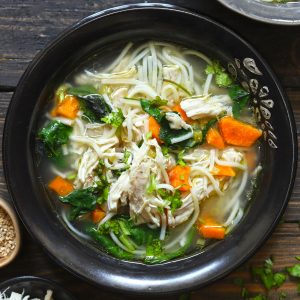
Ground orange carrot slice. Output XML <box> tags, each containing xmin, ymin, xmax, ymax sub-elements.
<box><xmin>52</xmin><ymin>95</ymin><xmax>79</xmax><ymax>119</ymax></box>
<box><xmin>168</xmin><ymin>165</ymin><xmax>191</xmax><ymax>192</ymax></box>
<box><xmin>198</xmin><ymin>224</ymin><xmax>225</xmax><ymax>239</ymax></box>
<box><xmin>206</xmin><ymin>128</ymin><xmax>225</xmax><ymax>149</ymax></box>
<box><xmin>172</xmin><ymin>104</ymin><xmax>190</xmax><ymax>122</ymax></box>
<box><xmin>218</xmin><ymin>116</ymin><xmax>262</xmax><ymax>147</ymax></box>
<box><xmin>211</xmin><ymin>164</ymin><xmax>236</xmax><ymax>177</ymax></box>
<box><xmin>149</xmin><ymin>116</ymin><xmax>162</xmax><ymax>143</ymax></box>
<box><xmin>48</xmin><ymin>176</ymin><xmax>73</xmax><ymax>196</ymax></box>
<box><xmin>92</xmin><ymin>208</ymin><xmax>106</xmax><ymax>223</ymax></box>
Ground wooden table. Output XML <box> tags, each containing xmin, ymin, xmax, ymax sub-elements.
<box><xmin>0</xmin><ymin>1</ymin><xmax>299</xmax><ymax>299</ymax></box>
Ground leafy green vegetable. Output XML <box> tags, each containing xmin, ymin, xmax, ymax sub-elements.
<box><xmin>159</xmin><ymin>115</ymin><xmax>193</xmax><ymax>147</ymax></box>
<box><xmin>89</xmin><ymin>228</ymin><xmax>134</xmax><ymax>260</ymax></box>
<box><xmin>146</xmin><ymin>239</ymin><xmax>163</xmax><ymax>258</ymax></box>
<box><xmin>67</xmin><ymin>85</ymin><xmax>98</xmax><ymax>97</ymax></box>
<box><xmin>228</xmin><ymin>84</ymin><xmax>250</xmax><ymax>118</ymax></box>
<box><xmin>141</xmin><ymin>99</ymin><xmax>165</xmax><ymax>122</ymax></box>
<box><xmin>38</xmin><ymin>120</ymin><xmax>72</xmax><ymax>164</ymax></box>
<box><xmin>177</xmin><ymin>150</ymin><xmax>186</xmax><ymax>166</ymax></box>
<box><xmin>77</xmin><ymin>94</ymin><xmax>112</xmax><ymax>122</ymax></box>
<box><xmin>60</xmin><ymin>187</ymin><xmax>98</xmax><ymax>220</ymax></box>
<box><xmin>205</xmin><ymin>60</ymin><xmax>233</xmax><ymax>87</ymax></box>
<box><xmin>287</xmin><ymin>264</ymin><xmax>300</xmax><ymax>277</ymax></box>
<box><xmin>252</xmin><ymin>258</ymin><xmax>286</xmax><ymax>290</ymax></box>
<box><xmin>296</xmin><ymin>256</ymin><xmax>300</xmax><ymax>261</ymax></box>
<box><xmin>145</xmin><ymin>228</ymin><xmax>195</xmax><ymax>264</ymax></box>
<box><xmin>101</xmin><ymin>108</ymin><xmax>125</xmax><ymax>128</ymax></box>
<box><xmin>123</xmin><ymin>149</ymin><xmax>131</xmax><ymax>164</ymax></box>
<box><xmin>158</xmin><ymin>189</ymin><xmax>182</xmax><ymax>213</ymax></box>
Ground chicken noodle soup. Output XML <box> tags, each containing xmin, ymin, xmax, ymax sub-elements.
<box><xmin>37</xmin><ymin>41</ymin><xmax>262</xmax><ymax>263</ymax></box>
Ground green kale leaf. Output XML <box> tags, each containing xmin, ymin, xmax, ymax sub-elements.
<box><xmin>38</xmin><ymin>120</ymin><xmax>72</xmax><ymax>164</ymax></box>
<box><xmin>67</xmin><ymin>85</ymin><xmax>99</xmax><ymax>97</ymax></box>
<box><xmin>78</xmin><ymin>94</ymin><xmax>112</xmax><ymax>122</ymax></box>
<box><xmin>59</xmin><ymin>187</ymin><xmax>98</xmax><ymax>220</ymax></box>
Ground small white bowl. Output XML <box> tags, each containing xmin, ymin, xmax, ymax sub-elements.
<box><xmin>0</xmin><ymin>198</ymin><xmax>21</xmax><ymax>267</ymax></box>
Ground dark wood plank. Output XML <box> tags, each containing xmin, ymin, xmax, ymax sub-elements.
<box><xmin>1</xmin><ymin>221</ymin><xmax>299</xmax><ymax>299</ymax></box>
<box><xmin>0</xmin><ymin>0</ymin><xmax>300</xmax><ymax>88</ymax></box>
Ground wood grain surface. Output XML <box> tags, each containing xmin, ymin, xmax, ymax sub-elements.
<box><xmin>0</xmin><ymin>1</ymin><xmax>300</xmax><ymax>299</ymax></box>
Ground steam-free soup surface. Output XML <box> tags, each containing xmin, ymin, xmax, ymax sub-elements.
<box><xmin>37</xmin><ymin>41</ymin><xmax>262</xmax><ymax>263</ymax></box>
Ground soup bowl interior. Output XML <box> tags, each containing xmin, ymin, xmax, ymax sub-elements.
<box><xmin>3</xmin><ymin>4</ymin><xmax>297</xmax><ymax>295</ymax></box>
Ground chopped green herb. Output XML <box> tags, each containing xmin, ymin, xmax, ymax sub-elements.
<box><xmin>66</xmin><ymin>172</ymin><xmax>77</xmax><ymax>181</ymax></box>
<box><xmin>252</xmin><ymin>257</ymin><xmax>286</xmax><ymax>290</ymax></box>
<box><xmin>228</xmin><ymin>84</ymin><xmax>250</xmax><ymax>118</ymax></box>
<box><xmin>241</xmin><ymin>287</ymin><xmax>249</xmax><ymax>298</ymax></box>
<box><xmin>147</xmin><ymin>174</ymin><xmax>156</xmax><ymax>194</ymax></box>
<box><xmin>196</xmin><ymin>238</ymin><xmax>206</xmax><ymax>249</ymax></box>
<box><xmin>298</xmin><ymin>282</ymin><xmax>300</xmax><ymax>294</ymax></box>
<box><xmin>205</xmin><ymin>60</ymin><xmax>233</xmax><ymax>87</ymax></box>
<box><xmin>279</xmin><ymin>292</ymin><xmax>286</xmax><ymax>300</ymax></box>
<box><xmin>123</xmin><ymin>149</ymin><xmax>131</xmax><ymax>164</ymax></box>
<box><xmin>161</xmin><ymin>146</ymin><xmax>169</xmax><ymax>156</ymax></box>
<box><xmin>287</xmin><ymin>264</ymin><xmax>300</xmax><ymax>277</ymax></box>
<box><xmin>177</xmin><ymin>150</ymin><xmax>186</xmax><ymax>166</ymax></box>
<box><xmin>146</xmin><ymin>131</ymin><xmax>153</xmax><ymax>140</ymax></box>
<box><xmin>248</xmin><ymin>295</ymin><xmax>267</xmax><ymax>300</ymax></box>
<box><xmin>101</xmin><ymin>108</ymin><xmax>125</xmax><ymax>128</ymax></box>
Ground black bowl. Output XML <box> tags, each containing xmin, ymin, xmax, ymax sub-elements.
<box><xmin>3</xmin><ymin>3</ymin><xmax>297</xmax><ymax>295</ymax></box>
<box><xmin>0</xmin><ymin>276</ymin><xmax>76</xmax><ymax>300</ymax></box>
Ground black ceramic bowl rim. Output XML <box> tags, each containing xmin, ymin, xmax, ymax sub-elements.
<box><xmin>0</xmin><ymin>276</ymin><xmax>76</xmax><ymax>300</ymax></box>
<box><xmin>217</xmin><ymin>0</ymin><xmax>300</xmax><ymax>25</ymax></box>
<box><xmin>3</xmin><ymin>3</ymin><xmax>297</xmax><ymax>295</ymax></box>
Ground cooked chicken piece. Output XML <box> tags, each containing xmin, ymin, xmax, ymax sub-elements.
<box><xmin>107</xmin><ymin>171</ymin><xmax>130</xmax><ymax>212</ymax></box>
<box><xmin>221</xmin><ymin>148</ymin><xmax>244</xmax><ymax>163</ymax></box>
<box><xmin>180</xmin><ymin>94</ymin><xmax>232</xmax><ymax>119</ymax></box>
<box><xmin>165</xmin><ymin>112</ymin><xmax>192</xmax><ymax>130</ymax></box>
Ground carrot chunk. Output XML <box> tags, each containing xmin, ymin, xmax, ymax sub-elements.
<box><xmin>198</xmin><ymin>224</ymin><xmax>225</xmax><ymax>239</ymax></box>
<box><xmin>206</xmin><ymin>128</ymin><xmax>225</xmax><ymax>149</ymax></box>
<box><xmin>92</xmin><ymin>208</ymin><xmax>106</xmax><ymax>223</ymax></box>
<box><xmin>168</xmin><ymin>165</ymin><xmax>191</xmax><ymax>192</ymax></box>
<box><xmin>218</xmin><ymin>116</ymin><xmax>262</xmax><ymax>147</ymax></box>
<box><xmin>52</xmin><ymin>95</ymin><xmax>79</xmax><ymax>119</ymax></box>
<box><xmin>173</xmin><ymin>104</ymin><xmax>190</xmax><ymax>122</ymax></box>
<box><xmin>149</xmin><ymin>116</ymin><xmax>162</xmax><ymax>143</ymax></box>
<box><xmin>48</xmin><ymin>176</ymin><xmax>73</xmax><ymax>196</ymax></box>
<box><xmin>211</xmin><ymin>164</ymin><xmax>236</xmax><ymax>177</ymax></box>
